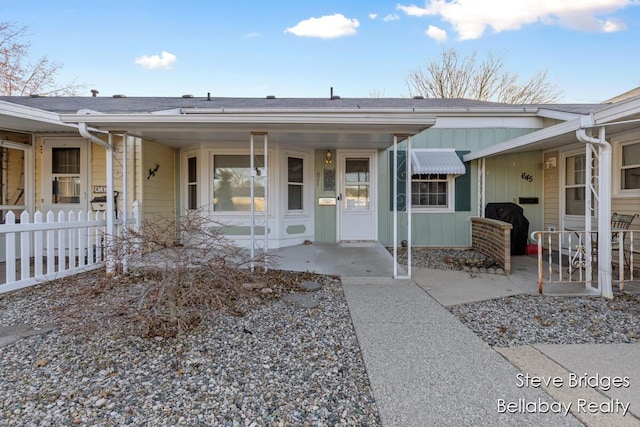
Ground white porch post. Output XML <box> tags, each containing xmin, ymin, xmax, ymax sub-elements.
<box><xmin>121</xmin><ymin>133</ymin><xmax>129</xmax><ymax>273</ymax></box>
<box><xmin>406</xmin><ymin>135</ymin><xmax>412</xmax><ymax>279</ymax></box>
<box><xmin>393</xmin><ymin>135</ymin><xmax>399</xmax><ymax>278</ymax></box>
<box><xmin>578</xmin><ymin>124</ymin><xmax>612</xmax><ymax>298</ymax></box>
<box><xmin>249</xmin><ymin>132</ymin><xmax>268</xmax><ymax>271</ymax></box>
<box><xmin>478</xmin><ymin>158</ymin><xmax>485</xmax><ymax>217</ymax></box>
<box><xmin>393</xmin><ymin>135</ymin><xmax>411</xmax><ymax>279</ymax></box>
<box><xmin>585</xmin><ymin>142</ymin><xmax>593</xmax><ymax>286</ymax></box>
<box><xmin>596</xmin><ymin>126</ymin><xmax>613</xmax><ymax>298</ymax></box>
<box><xmin>250</xmin><ymin>133</ymin><xmax>255</xmax><ymax>268</ymax></box>
<box><xmin>106</xmin><ymin>133</ymin><xmax>115</xmax><ymax>274</ymax></box>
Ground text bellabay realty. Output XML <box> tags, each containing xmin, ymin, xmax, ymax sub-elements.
<box><xmin>497</xmin><ymin>373</ymin><xmax>631</xmax><ymax>416</ymax></box>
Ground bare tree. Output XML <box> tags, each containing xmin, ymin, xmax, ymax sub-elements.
<box><xmin>406</xmin><ymin>49</ymin><xmax>561</xmax><ymax>104</ymax></box>
<box><xmin>0</xmin><ymin>22</ymin><xmax>84</xmax><ymax>96</ymax></box>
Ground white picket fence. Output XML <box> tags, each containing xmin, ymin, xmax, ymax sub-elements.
<box><xmin>0</xmin><ymin>203</ymin><xmax>139</xmax><ymax>294</ymax></box>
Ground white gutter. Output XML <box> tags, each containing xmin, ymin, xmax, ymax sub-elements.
<box><xmin>61</xmin><ymin>112</ymin><xmax>437</xmax><ymax>128</ymax></box>
<box><xmin>75</xmin><ymin>112</ymin><xmax>115</xmax><ymax>274</ymax></box>
<box><xmin>576</xmin><ymin>117</ymin><xmax>612</xmax><ymax>299</ymax></box>
<box><xmin>78</xmin><ymin>122</ymin><xmax>111</xmax><ymax>149</ymax></box>
<box><xmin>179</xmin><ymin>107</ymin><xmax>539</xmax><ymax>115</ymax></box>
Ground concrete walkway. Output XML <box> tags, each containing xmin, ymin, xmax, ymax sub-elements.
<box><xmin>278</xmin><ymin>243</ymin><xmax>640</xmax><ymax>426</ymax></box>
<box><xmin>342</xmin><ymin>277</ymin><xmax>583</xmax><ymax>426</ymax></box>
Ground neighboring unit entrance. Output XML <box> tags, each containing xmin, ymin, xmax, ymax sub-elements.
<box><xmin>338</xmin><ymin>151</ymin><xmax>377</xmax><ymax>241</ymax></box>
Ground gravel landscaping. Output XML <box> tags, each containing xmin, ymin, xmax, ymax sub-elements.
<box><xmin>2</xmin><ymin>247</ymin><xmax>639</xmax><ymax>425</ymax></box>
<box><xmin>0</xmin><ymin>270</ymin><xmax>380</xmax><ymax>426</ymax></box>
<box><xmin>447</xmin><ymin>293</ymin><xmax>640</xmax><ymax>347</ymax></box>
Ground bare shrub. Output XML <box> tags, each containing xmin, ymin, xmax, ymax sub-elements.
<box><xmin>108</xmin><ymin>209</ymin><xmax>278</xmax><ymax>338</ymax></box>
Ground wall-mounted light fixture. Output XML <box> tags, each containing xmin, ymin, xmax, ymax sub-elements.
<box><xmin>544</xmin><ymin>156</ymin><xmax>557</xmax><ymax>170</ymax></box>
<box><xmin>325</xmin><ymin>149</ymin><xmax>333</xmax><ymax>164</ymax></box>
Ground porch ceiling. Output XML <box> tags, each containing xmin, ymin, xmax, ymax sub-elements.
<box><xmin>59</xmin><ymin>111</ymin><xmax>437</xmax><ymax>149</ymax></box>
<box><xmin>0</xmin><ymin>101</ymin><xmax>77</xmax><ymax>134</ymax></box>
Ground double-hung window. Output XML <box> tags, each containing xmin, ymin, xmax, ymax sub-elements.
<box><xmin>621</xmin><ymin>141</ymin><xmax>640</xmax><ymax>191</ymax></box>
<box><xmin>187</xmin><ymin>156</ymin><xmax>198</xmax><ymax>210</ymax></box>
<box><xmin>51</xmin><ymin>147</ymin><xmax>81</xmax><ymax>204</ymax></box>
<box><xmin>565</xmin><ymin>154</ymin><xmax>587</xmax><ymax>215</ymax></box>
<box><xmin>411</xmin><ymin>173</ymin><xmax>451</xmax><ymax>208</ymax></box>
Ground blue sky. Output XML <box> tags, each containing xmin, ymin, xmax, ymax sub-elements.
<box><xmin>2</xmin><ymin>0</ymin><xmax>640</xmax><ymax>103</ymax></box>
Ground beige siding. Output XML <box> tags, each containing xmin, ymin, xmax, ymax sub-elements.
<box><xmin>34</xmin><ymin>137</ymin><xmax>43</xmax><ymax>211</ymax></box>
<box><xmin>543</xmin><ymin>151</ymin><xmax>560</xmax><ymax>231</ymax></box>
<box><xmin>91</xmin><ymin>142</ymin><xmax>107</xmax><ymax>200</ymax></box>
<box><xmin>3</xmin><ymin>148</ymin><xmax>25</xmax><ymax>206</ymax></box>
<box><xmin>140</xmin><ymin>140</ymin><xmax>175</xmax><ymax>219</ymax></box>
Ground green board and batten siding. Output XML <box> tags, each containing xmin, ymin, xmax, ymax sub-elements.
<box><xmin>378</xmin><ymin>127</ymin><xmax>541</xmax><ymax>247</ymax></box>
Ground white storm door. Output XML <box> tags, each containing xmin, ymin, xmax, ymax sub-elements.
<box><xmin>338</xmin><ymin>151</ymin><xmax>377</xmax><ymax>241</ymax></box>
<box><xmin>41</xmin><ymin>139</ymin><xmax>89</xmax><ymax>213</ymax></box>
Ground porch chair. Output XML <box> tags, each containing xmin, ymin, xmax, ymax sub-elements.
<box><xmin>592</xmin><ymin>212</ymin><xmax>638</xmax><ymax>269</ymax></box>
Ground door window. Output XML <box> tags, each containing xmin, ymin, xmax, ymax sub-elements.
<box><xmin>51</xmin><ymin>147</ymin><xmax>81</xmax><ymax>204</ymax></box>
<box><xmin>344</xmin><ymin>158</ymin><xmax>370</xmax><ymax>210</ymax></box>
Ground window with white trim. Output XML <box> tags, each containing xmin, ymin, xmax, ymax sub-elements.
<box><xmin>411</xmin><ymin>173</ymin><xmax>454</xmax><ymax>210</ymax></box>
<box><xmin>287</xmin><ymin>156</ymin><xmax>303</xmax><ymax>211</ymax></box>
<box><xmin>621</xmin><ymin>141</ymin><xmax>640</xmax><ymax>190</ymax></box>
<box><xmin>565</xmin><ymin>154</ymin><xmax>585</xmax><ymax>215</ymax></box>
<box><xmin>187</xmin><ymin>156</ymin><xmax>197</xmax><ymax>210</ymax></box>
<box><xmin>52</xmin><ymin>147</ymin><xmax>81</xmax><ymax>204</ymax></box>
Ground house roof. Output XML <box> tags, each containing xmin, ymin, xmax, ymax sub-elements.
<box><xmin>0</xmin><ymin>95</ymin><xmax>622</xmax><ymax>151</ymax></box>
<box><xmin>0</xmin><ymin>95</ymin><xmax>604</xmax><ymax>115</ymax></box>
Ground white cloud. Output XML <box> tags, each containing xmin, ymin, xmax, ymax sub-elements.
<box><xmin>244</xmin><ymin>32</ymin><xmax>261</xmax><ymax>38</ymax></box>
<box><xmin>369</xmin><ymin>13</ymin><xmax>378</xmax><ymax>19</ymax></box>
<box><xmin>134</xmin><ymin>51</ymin><xmax>177</xmax><ymax>70</ymax></box>
<box><xmin>383</xmin><ymin>13</ymin><xmax>400</xmax><ymax>21</ymax></box>
<box><xmin>396</xmin><ymin>0</ymin><xmax>636</xmax><ymax>40</ymax></box>
<box><xmin>426</xmin><ymin>25</ymin><xmax>447</xmax><ymax>42</ymax></box>
<box><xmin>602</xmin><ymin>18</ymin><xmax>627</xmax><ymax>32</ymax></box>
<box><xmin>285</xmin><ymin>13</ymin><xmax>359</xmax><ymax>39</ymax></box>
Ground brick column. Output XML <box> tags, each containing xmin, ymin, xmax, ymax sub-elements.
<box><xmin>470</xmin><ymin>217</ymin><xmax>512</xmax><ymax>275</ymax></box>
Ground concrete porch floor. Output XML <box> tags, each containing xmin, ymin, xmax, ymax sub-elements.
<box><xmin>274</xmin><ymin>242</ymin><xmax>405</xmax><ymax>278</ymax></box>
<box><xmin>274</xmin><ymin>242</ymin><xmax>640</xmax><ymax>300</ymax></box>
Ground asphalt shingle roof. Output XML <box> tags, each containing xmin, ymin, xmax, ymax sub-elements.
<box><xmin>0</xmin><ymin>96</ymin><xmax>605</xmax><ymax>116</ymax></box>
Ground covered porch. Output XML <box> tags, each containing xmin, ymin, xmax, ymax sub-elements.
<box><xmin>1</xmin><ymin>98</ymin><xmax>438</xmax><ymax>293</ymax></box>
<box><xmin>466</xmin><ymin>96</ymin><xmax>640</xmax><ymax>298</ymax></box>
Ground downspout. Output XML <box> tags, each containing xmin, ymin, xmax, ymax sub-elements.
<box><xmin>77</xmin><ymin>121</ymin><xmax>115</xmax><ymax>274</ymax></box>
<box><xmin>576</xmin><ymin>118</ymin><xmax>612</xmax><ymax>299</ymax></box>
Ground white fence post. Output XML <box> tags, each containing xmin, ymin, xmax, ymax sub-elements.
<box><xmin>68</xmin><ymin>211</ymin><xmax>77</xmax><ymax>269</ymax></box>
<box><xmin>57</xmin><ymin>211</ymin><xmax>67</xmax><ymax>271</ymax></box>
<box><xmin>78</xmin><ymin>210</ymin><xmax>86</xmax><ymax>267</ymax></box>
<box><xmin>20</xmin><ymin>211</ymin><xmax>30</xmax><ymax>281</ymax></box>
<box><xmin>46</xmin><ymin>211</ymin><xmax>55</xmax><ymax>275</ymax></box>
<box><xmin>5</xmin><ymin>211</ymin><xmax>16</xmax><ymax>284</ymax></box>
<box><xmin>34</xmin><ymin>211</ymin><xmax>43</xmax><ymax>277</ymax></box>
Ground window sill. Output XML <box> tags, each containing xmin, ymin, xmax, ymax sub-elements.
<box><xmin>285</xmin><ymin>210</ymin><xmax>309</xmax><ymax>217</ymax></box>
<box><xmin>613</xmin><ymin>189</ymin><xmax>640</xmax><ymax>198</ymax></box>
<box><xmin>411</xmin><ymin>207</ymin><xmax>454</xmax><ymax>213</ymax></box>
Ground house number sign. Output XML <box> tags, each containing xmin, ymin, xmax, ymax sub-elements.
<box><xmin>93</xmin><ymin>185</ymin><xmax>107</xmax><ymax>193</ymax></box>
<box><xmin>521</xmin><ymin>173</ymin><xmax>533</xmax><ymax>182</ymax></box>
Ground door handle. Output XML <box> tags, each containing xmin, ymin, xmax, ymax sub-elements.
<box><xmin>337</xmin><ymin>193</ymin><xmax>342</xmax><ymax>201</ymax></box>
